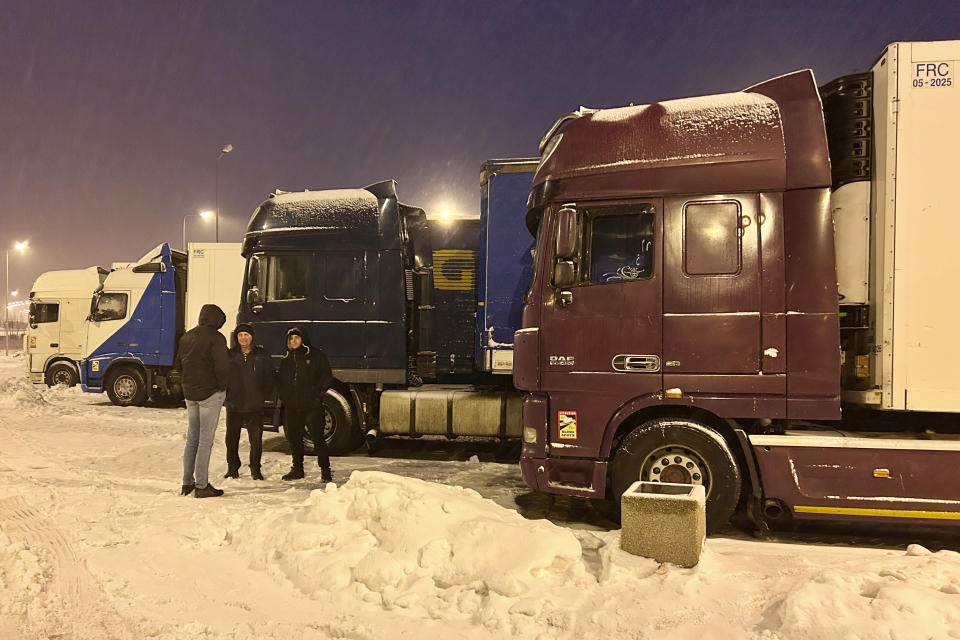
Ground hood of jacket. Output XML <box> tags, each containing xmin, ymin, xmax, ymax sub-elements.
<box><xmin>198</xmin><ymin>304</ymin><xmax>226</xmax><ymax>330</ymax></box>
<box><xmin>284</xmin><ymin>326</ymin><xmax>312</xmax><ymax>355</ymax></box>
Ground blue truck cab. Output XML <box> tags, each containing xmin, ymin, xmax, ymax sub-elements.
<box><xmin>80</xmin><ymin>243</ymin><xmax>187</xmax><ymax>405</ymax></box>
<box><xmin>237</xmin><ymin>164</ymin><xmax>537</xmax><ymax>454</ymax></box>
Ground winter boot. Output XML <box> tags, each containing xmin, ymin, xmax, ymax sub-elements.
<box><xmin>321</xmin><ymin>467</ymin><xmax>333</xmax><ymax>483</ymax></box>
<box><xmin>282</xmin><ymin>466</ymin><xmax>305</xmax><ymax>481</ymax></box>
<box><xmin>223</xmin><ymin>467</ymin><xmax>240</xmax><ymax>479</ymax></box>
<box><xmin>181</xmin><ymin>484</ymin><xmax>195</xmax><ymax>496</ymax></box>
<box><xmin>250</xmin><ymin>467</ymin><xmax>264</xmax><ymax>481</ymax></box>
<box><xmin>195</xmin><ymin>484</ymin><xmax>224</xmax><ymax>499</ymax></box>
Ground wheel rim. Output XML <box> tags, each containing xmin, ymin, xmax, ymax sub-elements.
<box><xmin>52</xmin><ymin>369</ymin><xmax>72</xmax><ymax>385</ymax></box>
<box><xmin>113</xmin><ymin>376</ymin><xmax>137</xmax><ymax>401</ymax></box>
<box><xmin>639</xmin><ymin>445</ymin><xmax>712</xmax><ymax>497</ymax></box>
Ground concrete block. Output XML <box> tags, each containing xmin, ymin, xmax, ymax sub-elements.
<box><xmin>620</xmin><ymin>481</ymin><xmax>706</xmax><ymax>567</ymax></box>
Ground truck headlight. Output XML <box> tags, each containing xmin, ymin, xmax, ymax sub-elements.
<box><xmin>523</xmin><ymin>427</ymin><xmax>538</xmax><ymax>443</ymax></box>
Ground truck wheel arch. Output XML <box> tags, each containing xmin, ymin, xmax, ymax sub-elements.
<box><xmin>44</xmin><ymin>359</ymin><xmax>80</xmax><ymax>387</ymax></box>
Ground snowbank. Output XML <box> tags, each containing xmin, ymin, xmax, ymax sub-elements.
<box><xmin>239</xmin><ymin>471</ymin><xmax>593</xmax><ymax>629</ymax></box>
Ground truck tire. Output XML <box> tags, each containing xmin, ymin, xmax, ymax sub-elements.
<box><xmin>105</xmin><ymin>367</ymin><xmax>148</xmax><ymax>407</ymax></box>
<box><xmin>609</xmin><ymin>417</ymin><xmax>742</xmax><ymax>533</ymax></box>
<box><xmin>304</xmin><ymin>388</ymin><xmax>359</xmax><ymax>456</ymax></box>
<box><xmin>45</xmin><ymin>362</ymin><xmax>79</xmax><ymax>387</ymax></box>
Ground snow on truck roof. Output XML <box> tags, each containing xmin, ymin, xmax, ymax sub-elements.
<box><xmin>246</xmin><ymin>188</ymin><xmax>379</xmax><ymax>235</ymax></box>
<box><xmin>532</xmin><ymin>69</ymin><xmax>830</xmax><ymax>206</ymax></box>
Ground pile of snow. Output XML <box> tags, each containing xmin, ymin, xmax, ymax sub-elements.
<box><xmin>0</xmin><ymin>531</ymin><xmax>43</xmax><ymax>618</ymax></box>
<box><xmin>239</xmin><ymin>471</ymin><xmax>594</xmax><ymax>629</ymax></box>
<box><xmin>0</xmin><ymin>375</ymin><xmax>81</xmax><ymax>413</ymax></box>
<box><xmin>768</xmin><ymin>543</ymin><xmax>960</xmax><ymax>639</ymax></box>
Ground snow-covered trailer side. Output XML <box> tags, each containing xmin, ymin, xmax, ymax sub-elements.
<box><xmin>27</xmin><ymin>265</ymin><xmax>108</xmax><ymax>387</ymax></box>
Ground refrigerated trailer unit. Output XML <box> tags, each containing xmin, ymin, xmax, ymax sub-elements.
<box><xmin>515</xmin><ymin>40</ymin><xmax>960</xmax><ymax>531</ymax></box>
<box><xmin>26</xmin><ymin>266</ymin><xmax>109</xmax><ymax>386</ymax></box>
<box><xmin>80</xmin><ymin>242</ymin><xmax>244</xmax><ymax>405</ymax></box>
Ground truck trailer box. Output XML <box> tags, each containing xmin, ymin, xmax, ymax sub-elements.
<box><xmin>476</xmin><ymin>158</ymin><xmax>539</xmax><ymax>373</ymax></box>
<box><xmin>869</xmin><ymin>40</ymin><xmax>960</xmax><ymax>412</ymax></box>
<box><xmin>184</xmin><ymin>243</ymin><xmax>244</xmax><ymax>342</ymax></box>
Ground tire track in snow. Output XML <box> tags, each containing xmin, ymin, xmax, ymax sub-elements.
<box><xmin>0</xmin><ymin>495</ymin><xmax>134</xmax><ymax>639</ymax></box>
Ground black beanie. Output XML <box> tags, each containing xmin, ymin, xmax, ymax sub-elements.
<box><xmin>235</xmin><ymin>323</ymin><xmax>255</xmax><ymax>338</ymax></box>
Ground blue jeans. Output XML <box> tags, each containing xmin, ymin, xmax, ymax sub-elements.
<box><xmin>182</xmin><ymin>390</ymin><xmax>226</xmax><ymax>489</ymax></box>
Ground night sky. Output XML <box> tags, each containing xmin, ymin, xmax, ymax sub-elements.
<box><xmin>2</xmin><ymin>0</ymin><xmax>959</xmax><ymax>295</ymax></box>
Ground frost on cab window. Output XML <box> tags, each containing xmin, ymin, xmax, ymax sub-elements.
<box><xmin>267</xmin><ymin>255</ymin><xmax>310</xmax><ymax>301</ymax></box>
<box><xmin>97</xmin><ymin>293</ymin><xmax>128</xmax><ymax>321</ymax></box>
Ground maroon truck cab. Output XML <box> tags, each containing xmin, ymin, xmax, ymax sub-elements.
<box><xmin>515</xmin><ymin>71</ymin><xmax>843</xmax><ymax>530</ymax></box>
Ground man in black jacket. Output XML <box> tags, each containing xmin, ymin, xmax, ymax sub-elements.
<box><xmin>277</xmin><ymin>326</ymin><xmax>333</xmax><ymax>482</ymax></box>
<box><xmin>223</xmin><ymin>323</ymin><xmax>274</xmax><ymax>480</ymax></box>
<box><xmin>175</xmin><ymin>304</ymin><xmax>230</xmax><ymax>498</ymax></box>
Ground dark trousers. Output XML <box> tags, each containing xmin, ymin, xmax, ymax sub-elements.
<box><xmin>283</xmin><ymin>407</ymin><xmax>330</xmax><ymax>469</ymax></box>
<box><xmin>225</xmin><ymin>410</ymin><xmax>264</xmax><ymax>471</ymax></box>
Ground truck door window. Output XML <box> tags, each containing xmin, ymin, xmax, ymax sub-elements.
<box><xmin>585</xmin><ymin>205</ymin><xmax>655</xmax><ymax>284</ymax></box>
<box><xmin>683</xmin><ymin>200</ymin><xmax>742</xmax><ymax>275</ymax></box>
<box><xmin>266</xmin><ymin>255</ymin><xmax>310</xmax><ymax>301</ymax></box>
<box><xmin>95</xmin><ymin>293</ymin><xmax>128</xmax><ymax>321</ymax></box>
<box><xmin>324</xmin><ymin>253</ymin><xmax>364</xmax><ymax>300</ymax></box>
<box><xmin>30</xmin><ymin>302</ymin><xmax>59</xmax><ymax>324</ymax></box>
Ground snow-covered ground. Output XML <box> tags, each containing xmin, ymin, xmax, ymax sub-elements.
<box><xmin>0</xmin><ymin>354</ymin><xmax>958</xmax><ymax>639</ymax></box>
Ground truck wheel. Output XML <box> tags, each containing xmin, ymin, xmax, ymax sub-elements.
<box><xmin>105</xmin><ymin>367</ymin><xmax>147</xmax><ymax>406</ymax></box>
<box><xmin>45</xmin><ymin>362</ymin><xmax>79</xmax><ymax>387</ymax></box>
<box><xmin>609</xmin><ymin>417</ymin><xmax>742</xmax><ymax>533</ymax></box>
<box><xmin>305</xmin><ymin>389</ymin><xmax>359</xmax><ymax>456</ymax></box>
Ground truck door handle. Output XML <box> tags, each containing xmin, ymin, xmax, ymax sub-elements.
<box><xmin>50</xmin><ymin>343</ymin><xmax>58</xmax><ymax>348</ymax></box>
<box><xmin>612</xmin><ymin>354</ymin><xmax>661</xmax><ymax>372</ymax></box>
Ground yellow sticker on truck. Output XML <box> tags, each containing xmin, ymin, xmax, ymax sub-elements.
<box><xmin>91</xmin><ymin>360</ymin><xmax>100</xmax><ymax>372</ymax></box>
<box><xmin>558</xmin><ymin>410</ymin><xmax>578</xmax><ymax>439</ymax></box>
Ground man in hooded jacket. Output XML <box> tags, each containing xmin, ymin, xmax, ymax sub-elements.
<box><xmin>276</xmin><ymin>326</ymin><xmax>333</xmax><ymax>482</ymax></box>
<box><xmin>175</xmin><ymin>304</ymin><xmax>230</xmax><ymax>498</ymax></box>
<box><xmin>224</xmin><ymin>323</ymin><xmax>274</xmax><ymax>480</ymax></box>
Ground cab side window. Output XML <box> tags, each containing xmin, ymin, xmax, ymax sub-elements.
<box><xmin>683</xmin><ymin>201</ymin><xmax>742</xmax><ymax>276</ymax></box>
<box><xmin>30</xmin><ymin>302</ymin><xmax>59</xmax><ymax>324</ymax></box>
<box><xmin>585</xmin><ymin>204</ymin><xmax>656</xmax><ymax>285</ymax></box>
<box><xmin>96</xmin><ymin>293</ymin><xmax>128</xmax><ymax>321</ymax></box>
<box><xmin>266</xmin><ymin>254</ymin><xmax>310</xmax><ymax>301</ymax></box>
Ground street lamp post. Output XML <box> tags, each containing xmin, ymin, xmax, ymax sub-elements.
<box><xmin>4</xmin><ymin>240</ymin><xmax>28</xmax><ymax>356</ymax></box>
<box><xmin>215</xmin><ymin>143</ymin><xmax>233</xmax><ymax>242</ymax></box>
<box><xmin>182</xmin><ymin>210</ymin><xmax>213</xmax><ymax>252</ymax></box>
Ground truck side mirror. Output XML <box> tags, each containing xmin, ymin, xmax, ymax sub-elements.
<box><xmin>555</xmin><ymin>207</ymin><xmax>577</xmax><ymax>259</ymax></box>
<box><xmin>246</xmin><ymin>287</ymin><xmax>263</xmax><ymax>305</ymax></box>
<box><xmin>553</xmin><ymin>260</ymin><xmax>576</xmax><ymax>288</ymax></box>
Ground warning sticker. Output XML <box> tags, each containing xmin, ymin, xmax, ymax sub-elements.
<box><xmin>91</xmin><ymin>360</ymin><xmax>100</xmax><ymax>372</ymax></box>
<box><xmin>558</xmin><ymin>410</ymin><xmax>578</xmax><ymax>439</ymax></box>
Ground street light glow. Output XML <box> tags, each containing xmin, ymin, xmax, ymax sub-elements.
<box><xmin>10</xmin><ymin>290</ymin><xmax>17</xmax><ymax>297</ymax></box>
<box><xmin>199</xmin><ymin>210</ymin><xmax>213</xmax><ymax>219</ymax></box>
<box><xmin>14</xmin><ymin>240</ymin><xmax>28</xmax><ymax>251</ymax></box>
<box><xmin>440</xmin><ymin>209</ymin><xmax>451</xmax><ymax>219</ymax></box>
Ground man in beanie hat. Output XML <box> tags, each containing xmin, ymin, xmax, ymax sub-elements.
<box><xmin>175</xmin><ymin>304</ymin><xmax>230</xmax><ymax>498</ymax></box>
<box><xmin>223</xmin><ymin>323</ymin><xmax>275</xmax><ymax>480</ymax></box>
<box><xmin>276</xmin><ymin>326</ymin><xmax>333</xmax><ymax>482</ymax></box>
